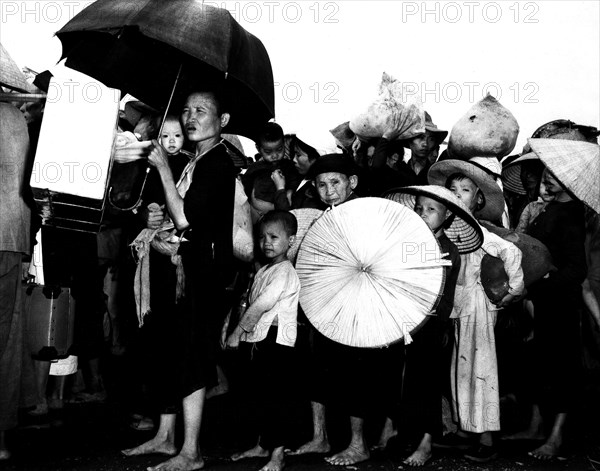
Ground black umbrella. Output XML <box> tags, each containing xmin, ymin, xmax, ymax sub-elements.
<box><xmin>56</xmin><ymin>0</ymin><xmax>275</xmax><ymax>140</ymax></box>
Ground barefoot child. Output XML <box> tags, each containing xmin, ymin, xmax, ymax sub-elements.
<box><xmin>383</xmin><ymin>185</ymin><xmax>482</xmax><ymax>466</ymax></box>
<box><xmin>428</xmin><ymin>159</ymin><xmax>525</xmax><ymax>463</ymax></box>
<box><xmin>226</xmin><ymin>210</ymin><xmax>301</xmax><ymax>471</ymax></box>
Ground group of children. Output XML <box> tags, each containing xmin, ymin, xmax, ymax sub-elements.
<box><xmin>126</xmin><ymin>112</ymin><xmax>596</xmax><ymax>471</ymax></box>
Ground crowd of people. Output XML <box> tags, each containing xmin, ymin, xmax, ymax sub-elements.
<box><xmin>0</xmin><ymin>87</ymin><xmax>599</xmax><ymax>471</ymax></box>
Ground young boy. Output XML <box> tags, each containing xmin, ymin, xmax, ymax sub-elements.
<box><xmin>226</xmin><ymin>210</ymin><xmax>301</xmax><ymax>471</ymax></box>
<box><xmin>428</xmin><ymin>159</ymin><xmax>525</xmax><ymax>463</ymax></box>
<box><xmin>382</xmin><ymin>185</ymin><xmax>482</xmax><ymax>466</ymax></box>
<box><xmin>242</xmin><ymin>123</ymin><xmax>301</xmax><ymax>220</ymax></box>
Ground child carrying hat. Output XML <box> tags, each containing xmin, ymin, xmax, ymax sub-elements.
<box><xmin>382</xmin><ymin>185</ymin><xmax>483</xmax><ymax>466</ymax></box>
<box><xmin>428</xmin><ymin>159</ymin><xmax>525</xmax><ymax>463</ymax></box>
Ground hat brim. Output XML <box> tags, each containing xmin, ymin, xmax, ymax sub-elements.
<box><xmin>401</xmin><ymin>128</ymin><xmax>448</xmax><ymax>148</ymax></box>
<box><xmin>427</xmin><ymin>160</ymin><xmax>505</xmax><ymax>221</ymax></box>
<box><xmin>383</xmin><ymin>185</ymin><xmax>483</xmax><ymax>254</ymax></box>
<box><xmin>500</xmin><ymin>152</ymin><xmax>539</xmax><ymax>195</ymax></box>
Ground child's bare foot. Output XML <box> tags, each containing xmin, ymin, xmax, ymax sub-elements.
<box><xmin>404</xmin><ymin>434</ymin><xmax>432</xmax><ymax>467</ymax></box>
<box><xmin>404</xmin><ymin>448</ymin><xmax>432</xmax><ymax>467</ymax></box>
<box><xmin>371</xmin><ymin>420</ymin><xmax>397</xmax><ymax>451</ymax></box>
<box><xmin>324</xmin><ymin>445</ymin><xmax>369</xmax><ymax>466</ymax></box>
<box><xmin>121</xmin><ymin>437</ymin><xmax>178</xmax><ymax>457</ymax></box>
<box><xmin>231</xmin><ymin>444</ymin><xmax>269</xmax><ymax>461</ymax></box>
<box><xmin>147</xmin><ymin>452</ymin><xmax>204</xmax><ymax>471</ymax></box>
<box><xmin>259</xmin><ymin>447</ymin><xmax>285</xmax><ymax>471</ymax></box>
<box><xmin>288</xmin><ymin>438</ymin><xmax>330</xmax><ymax>455</ymax></box>
<box><xmin>528</xmin><ymin>441</ymin><xmax>562</xmax><ymax>460</ymax></box>
<box><xmin>0</xmin><ymin>449</ymin><xmax>10</xmax><ymax>461</ymax></box>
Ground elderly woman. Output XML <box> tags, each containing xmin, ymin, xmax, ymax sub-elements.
<box><xmin>123</xmin><ymin>90</ymin><xmax>237</xmax><ymax>471</ymax></box>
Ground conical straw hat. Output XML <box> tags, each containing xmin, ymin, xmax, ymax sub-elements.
<box><xmin>383</xmin><ymin>185</ymin><xmax>483</xmax><ymax>254</ymax></box>
<box><xmin>528</xmin><ymin>138</ymin><xmax>600</xmax><ymax>214</ymax></box>
<box><xmin>296</xmin><ymin>198</ymin><xmax>450</xmax><ymax>348</ymax></box>
<box><xmin>288</xmin><ymin>208</ymin><xmax>324</xmax><ymax>264</ymax></box>
<box><xmin>428</xmin><ymin>158</ymin><xmax>505</xmax><ymax>221</ymax></box>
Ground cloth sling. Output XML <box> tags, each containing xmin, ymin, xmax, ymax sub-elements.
<box><xmin>132</xmin><ymin>141</ymin><xmax>225</xmax><ymax>327</ymax></box>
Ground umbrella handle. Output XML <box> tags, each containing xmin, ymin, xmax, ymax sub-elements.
<box><xmin>157</xmin><ymin>64</ymin><xmax>183</xmax><ymax>137</ymax></box>
<box><xmin>107</xmin><ymin>166</ymin><xmax>151</xmax><ymax>212</ymax></box>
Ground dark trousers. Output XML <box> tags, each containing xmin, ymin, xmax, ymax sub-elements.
<box><xmin>239</xmin><ymin>327</ymin><xmax>298</xmax><ymax>450</ymax></box>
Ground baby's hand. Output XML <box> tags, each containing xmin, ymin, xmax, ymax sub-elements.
<box><xmin>271</xmin><ymin>169</ymin><xmax>286</xmax><ymax>190</ymax></box>
<box><xmin>146</xmin><ymin>203</ymin><xmax>165</xmax><ymax>229</ymax></box>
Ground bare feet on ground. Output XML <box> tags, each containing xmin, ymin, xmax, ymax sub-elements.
<box><xmin>231</xmin><ymin>444</ymin><xmax>269</xmax><ymax>461</ymax></box>
<box><xmin>259</xmin><ymin>447</ymin><xmax>286</xmax><ymax>471</ymax></box>
<box><xmin>288</xmin><ymin>438</ymin><xmax>331</xmax><ymax>455</ymax></box>
<box><xmin>324</xmin><ymin>445</ymin><xmax>369</xmax><ymax>466</ymax></box>
<box><xmin>0</xmin><ymin>449</ymin><xmax>10</xmax><ymax>461</ymax></box>
<box><xmin>528</xmin><ymin>441</ymin><xmax>562</xmax><ymax>460</ymax></box>
<box><xmin>404</xmin><ymin>447</ymin><xmax>432</xmax><ymax>467</ymax></box>
<box><xmin>121</xmin><ymin>438</ymin><xmax>178</xmax><ymax>457</ymax></box>
<box><xmin>147</xmin><ymin>452</ymin><xmax>205</xmax><ymax>471</ymax></box>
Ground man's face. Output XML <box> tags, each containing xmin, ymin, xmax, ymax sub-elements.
<box><xmin>181</xmin><ymin>92</ymin><xmax>225</xmax><ymax>143</ymax></box>
<box><xmin>409</xmin><ymin>131</ymin><xmax>437</xmax><ymax>160</ymax></box>
<box><xmin>258</xmin><ymin>139</ymin><xmax>285</xmax><ymax>163</ymax></box>
<box><xmin>315</xmin><ymin>172</ymin><xmax>356</xmax><ymax>206</ymax></box>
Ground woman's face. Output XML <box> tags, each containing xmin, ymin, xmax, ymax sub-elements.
<box><xmin>293</xmin><ymin>148</ymin><xmax>313</xmax><ymax>175</ymax></box>
<box><xmin>315</xmin><ymin>172</ymin><xmax>356</xmax><ymax>206</ymax></box>
<box><xmin>181</xmin><ymin>92</ymin><xmax>226</xmax><ymax>143</ymax></box>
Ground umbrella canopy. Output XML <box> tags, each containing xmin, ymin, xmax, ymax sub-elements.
<box><xmin>56</xmin><ymin>0</ymin><xmax>274</xmax><ymax>140</ymax></box>
<box><xmin>296</xmin><ymin>198</ymin><xmax>450</xmax><ymax>348</ymax></box>
<box><xmin>528</xmin><ymin>138</ymin><xmax>600</xmax><ymax>214</ymax></box>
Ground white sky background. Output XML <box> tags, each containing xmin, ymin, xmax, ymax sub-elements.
<box><xmin>1</xmin><ymin>0</ymin><xmax>599</xmax><ymax>155</ymax></box>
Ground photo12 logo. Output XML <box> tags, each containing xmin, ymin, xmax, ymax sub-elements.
<box><xmin>401</xmin><ymin>1</ymin><xmax>540</xmax><ymax>23</ymax></box>
<box><xmin>203</xmin><ymin>1</ymin><xmax>340</xmax><ymax>24</ymax></box>
<box><xmin>400</xmin><ymin>81</ymin><xmax>540</xmax><ymax>104</ymax></box>
<box><xmin>1</xmin><ymin>1</ymin><xmax>93</xmax><ymax>24</ymax></box>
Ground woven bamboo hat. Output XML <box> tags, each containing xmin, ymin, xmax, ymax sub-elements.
<box><xmin>528</xmin><ymin>138</ymin><xmax>600</xmax><ymax>214</ymax></box>
<box><xmin>288</xmin><ymin>208</ymin><xmax>324</xmax><ymax>263</ymax></box>
<box><xmin>428</xmin><ymin>157</ymin><xmax>505</xmax><ymax>221</ymax></box>
<box><xmin>501</xmin><ymin>120</ymin><xmax>599</xmax><ymax>195</ymax></box>
<box><xmin>383</xmin><ymin>185</ymin><xmax>483</xmax><ymax>254</ymax></box>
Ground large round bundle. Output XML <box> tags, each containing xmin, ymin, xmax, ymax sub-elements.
<box><xmin>479</xmin><ymin>223</ymin><xmax>554</xmax><ymax>303</ymax></box>
<box><xmin>448</xmin><ymin>95</ymin><xmax>519</xmax><ymax>160</ymax></box>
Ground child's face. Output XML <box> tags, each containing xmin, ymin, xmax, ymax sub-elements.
<box><xmin>538</xmin><ymin>181</ymin><xmax>556</xmax><ymax>203</ymax></box>
<box><xmin>160</xmin><ymin>120</ymin><xmax>185</xmax><ymax>155</ymax></box>
<box><xmin>414</xmin><ymin>196</ymin><xmax>449</xmax><ymax>234</ymax></box>
<box><xmin>259</xmin><ymin>221</ymin><xmax>294</xmax><ymax>264</ymax></box>
<box><xmin>541</xmin><ymin>168</ymin><xmax>566</xmax><ymax>197</ymax></box>
<box><xmin>258</xmin><ymin>139</ymin><xmax>285</xmax><ymax>163</ymax></box>
<box><xmin>448</xmin><ymin>177</ymin><xmax>482</xmax><ymax>214</ymax></box>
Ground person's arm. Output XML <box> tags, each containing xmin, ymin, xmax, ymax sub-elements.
<box><xmin>147</xmin><ymin>140</ymin><xmax>189</xmax><ymax>230</ymax></box>
<box><xmin>272</xmin><ymin>169</ymin><xmax>291</xmax><ymax>210</ymax></box>
<box><xmin>238</xmin><ymin>274</ymin><xmax>286</xmax><ymax>332</ymax></box>
<box><xmin>371</xmin><ymin>138</ymin><xmax>393</xmax><ymax>169</ymax></box>
<box><xmin>515</xmin><ymin>202</ymin><xmax>533</xmax><ymax>233</ymax></box>
<box><xmin>482</xmin><ymin>228</ymin><xmax>525</xmax><ymax>306</ymax></box>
